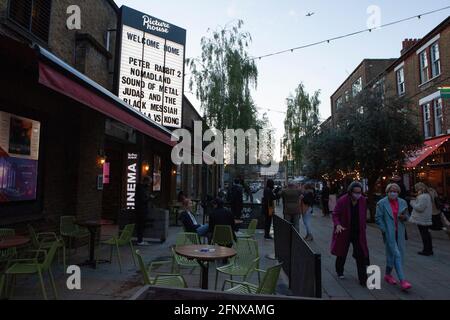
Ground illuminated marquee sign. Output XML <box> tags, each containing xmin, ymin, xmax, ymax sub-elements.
<box><xmin>126</xmin><ymin>153</ymin><xmax>138</xmax><ymax>210</ymax></box>
<box><xmin>117</xmin><ymin>6</ymin><xmax>186</xmax><ymax>128</ymax></box>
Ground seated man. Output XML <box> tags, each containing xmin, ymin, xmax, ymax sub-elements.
<box><xmin>179</xmin><ymin>198</ymin><xmax>209</xmax><ymax>237</ymax></box>
<box><xmin>209</xmin><ymin>198</ymin><xmax>237</xmax><ymax>242</ymax></box>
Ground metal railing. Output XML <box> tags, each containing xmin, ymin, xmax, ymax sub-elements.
<box><xmin>273</xmin><ymin>215</ymin><xmax>322</xmax><ymax>298</ymax></box>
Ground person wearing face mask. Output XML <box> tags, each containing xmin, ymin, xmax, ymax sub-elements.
<box><xmin>409</xmin><ymin>182</ymin><xmax>434</xmax><ymax>256</ymax></box>
<box><xmin>376</xmin><ymin>183</ymin><xmax>412</xmax><ymax>291</ymax></box>
<box><xmin>331</xmin><ymin>181</ymin><xmax>370</xmax><ymax>286</ymax></box>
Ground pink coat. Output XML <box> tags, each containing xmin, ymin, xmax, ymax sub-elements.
<box><xmin>331</xmin><ymin>194</ymin><xmax>369</xmax><ymax>258</ymax></box>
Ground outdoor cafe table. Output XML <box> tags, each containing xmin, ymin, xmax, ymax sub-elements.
<box><xmin>175</xmin><ymin>245</ymin><xmax>237</xmax><ymax>290</ymax></box>
<box><xmin>76</xmin><ymin>219</ymin><xmax>114</xmax><ymax>269</ymax></box>
<box><xmin>0</xmin><ymin>236</ymin><xmax>30</xmax><ymax>250</ymax></box>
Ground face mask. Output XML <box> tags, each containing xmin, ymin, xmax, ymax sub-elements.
<box><xmin>352</xmin><ymin>193</ymin><xmax>362</xmax><ymax>200</ymax></box>
<box><xmin>388</xmin><ymin>192</ymin><xmax>398</xmax><ymax>200</ymax></box>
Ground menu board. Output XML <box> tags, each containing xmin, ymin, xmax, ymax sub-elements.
<box><xmin>117</xmin><ymin>6</ymin><xmax>186</xmax><ymax>128</ymax></box>
<box><xmin>0</xmin><ymin>111</ymin><xmax>40</xmax><ymax>202</ymax></box>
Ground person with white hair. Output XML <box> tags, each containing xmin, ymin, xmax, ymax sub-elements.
<box><xmin>376</xmin><ymin>183</ymin><xmax>412</xmax><ymax>291</ymax></box>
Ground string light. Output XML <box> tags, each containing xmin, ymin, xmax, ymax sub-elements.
<box><xmin>246</xmin><ymin>6</ymin><xmax>450</xmax><ymax>62</ymax></box>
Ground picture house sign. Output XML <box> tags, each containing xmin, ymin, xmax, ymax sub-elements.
<box><xmin>117</xmin><ymin>6</ymin><xmax>186</xmax><ymax>128</ymax></box>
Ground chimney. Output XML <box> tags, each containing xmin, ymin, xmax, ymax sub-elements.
<box><xmin>401</xmin><ymin>38</ymin><xmax>420</xmax><ymax>55</ymax></box>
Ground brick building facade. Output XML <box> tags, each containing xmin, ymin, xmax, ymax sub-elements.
<box><xmin>0</xmin><ymin>0</ymin><xmax>182</xmax><ymax>235</ymax></box>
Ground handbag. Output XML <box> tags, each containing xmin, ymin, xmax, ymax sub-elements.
<box><xmin>268</xmin><ymin>206</ymin><xmax>274</xmax><ymax>217</ymax></box>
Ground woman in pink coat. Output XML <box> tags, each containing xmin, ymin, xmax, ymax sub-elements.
<box><xmin>331</xmin><ymin>181</ymin><xmax>370</xmax><ymax>286</ymax></box>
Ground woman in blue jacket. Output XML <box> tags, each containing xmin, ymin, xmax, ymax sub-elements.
<box><xmin>375</xmin><ymin>183</ymin><xmax>412</xmax><ymax>291</ymax></box>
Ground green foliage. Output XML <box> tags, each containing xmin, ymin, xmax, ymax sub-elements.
<box><xmin>187</xmin><ymin>20</ymin><xmax>259</xmax><ymax>131</ymax></box>
<box><xmin>283</xmin><ymin>83</ymin><xmax>321</xmax><ymax>174</ymax></box>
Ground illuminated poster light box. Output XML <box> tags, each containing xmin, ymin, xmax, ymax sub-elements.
<box><xmin>117</xmin><ymin>6</ymin><xmax>186</xmax><ymax>128</ymax></box>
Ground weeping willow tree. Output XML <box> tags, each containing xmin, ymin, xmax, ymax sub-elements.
<box><xmin>186</xmin><ymin>20</ymin><xmax>259</xmax><ymax>131</ymax></box>
<box><xmin>283</xmin><ymin>83</ymin><xmax>321</xmax><ymax>175</ymax></box>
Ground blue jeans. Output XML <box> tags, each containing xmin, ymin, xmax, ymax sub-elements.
<box><xmin>196</xmin><ymin>224</ymin><xmax>209</xmax><ymax>237</ymax></box>
<box><xmin>302</xmin><ymin>208</ymin><xmax>313</xmax><ymax>236</ymax></box>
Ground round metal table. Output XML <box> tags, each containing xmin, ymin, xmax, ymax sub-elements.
<box><xmin>175</xmin><ymin>245</ymin><xmax>237</xmax><ymax>289</ymax></box>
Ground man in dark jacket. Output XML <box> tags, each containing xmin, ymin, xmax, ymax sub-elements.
<box><xmin>179</xmin><ymin>198</ymin><xmax>209</xmax><ymax>236</ymax></box>
<box><xmin>209</xmin><ymin>198</ymin><xmax>236</xmax><ymax>242</ymax></box>
<box><xmin>227</xmin><ymin>179</ymin><xmax>244</xmax><ymax>219</ymax></box>
<box><xmin>135</xmin><ymin>176</ymin><xmax>154</xmax><ymax>246</ymax></box>
<box><xmin>321</xmin><ymin>181</ymin><xmax>331</xmax><ymax>217</ymax></box>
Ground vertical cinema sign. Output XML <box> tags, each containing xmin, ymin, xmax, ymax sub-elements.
<box><xmin>117</xmin><ymin>6</ymin><xmax>186</xmax><ymax>128</ymax></box>
<box><xmin>126</xmin><ymin>153</ymin><xmax>139</xmax><ymax>210</ymax></box>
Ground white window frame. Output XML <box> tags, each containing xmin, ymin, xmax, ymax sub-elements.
<box><xmin>430</xmin><ymin>42</ymin><xmax>441</xmax><ymax>78</ymax></box>
<box><xmin>396</xmin><ymin>68</ymin><xmax>405</xmax><ymax>96</ymax></box>
<box><xmin>434</xmin><ymin>98</ymin><xmax>443</xmax><ymax>136</ymax></box>
<box><xmin>336</xmin><ymin>96</ymin><xmax>343</xmax><ymax>110</ymax></box>
<box><xmin>419</xmin><ymin>50</ymin><xmax>429</xmax><ymax>84</ymax></box>
<box><xmin>423</xmin><ymin>103</ymin><xmax>432</xmax><ymax>138</ymax></box>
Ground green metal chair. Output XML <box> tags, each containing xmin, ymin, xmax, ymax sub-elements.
<box><xmin>28</xmin><ymin>225</ymin><xmax>66</xmax><ymax>271</ymax></box>
<box><xmin>211</xmin><ymin>225</ymin><xmax>234</xmax><ymax>247</ymax></box>
<box><xmin>59</xmin><ymin>216</ymin><xmax>89</xmax><ymax>263</ymax></box>
<box><xmin>4</xmin><ymin>241</ymin><xmax>60</xmax><ymax>300</ymax></box>
<box><xmin>237</xmin><ymin>219</ymin><xmax>258</xmax><ymax>239</ymax></box>
<box><xmin>135</xmin><ymin>250</ymin><xmax>187</xmax><ymax>288</ymax></box>
<box><xmin>102</xmin><ymin>224</ymin><xmax>136</xmax><ymax>273</ymax></box>
<box><xmin>222</xmin><ymin>263</ymin><xmax>283</xmax><ymax>295</ymax></box>
<box><xmin>215</xmin><ymin>238</ymin><xmax>260</xmax><ymax>290</ymax></box>
<box><xmin>171</xmin><ymin>232</ymin><xmax>200</xmax><ymax>274</ymax></box>
<box><xmin>0</xmin><ymin>229</ymin><xmax>17</xmax><ymax>264</ymax></box>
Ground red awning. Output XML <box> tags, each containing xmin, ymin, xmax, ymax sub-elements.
<box><xmin>37</xmin><ymin>62</ymin><xmax>175</xmax><ymax>147</ymax></box>
<box><xmin>405</xmin><ymin>135</ymin><xmax>450</xmax><ymax>169</ymax></box>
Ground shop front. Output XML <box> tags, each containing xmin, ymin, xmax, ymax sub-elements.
<box><xmin>0</xmin><ymin>35</ymin><xmax>176</xmax><ymax>233</ymax></box>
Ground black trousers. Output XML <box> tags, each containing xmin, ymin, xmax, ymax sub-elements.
<box><xmin>265</xmin><ymin>212</ymin><xmax>273</xmax><ymax>237</ymax></box>
<box><xmin>418</xmin><ymin>225</ymin><xmax>433</xmax><ymax>253</ymax></box>
<box><xmin>335</xmin><ymin>238</ymin><xmax>368</xmax><ymax>284</ymax></box>
<box><xmin>136</xmin><ymin>214</ymin><xmax>145</xmax><ymax>243</ymax></box>
<box><xmin>322</xmin><ymin>199</ymin><xmax>329</xmax><ymax>215</ymax></box>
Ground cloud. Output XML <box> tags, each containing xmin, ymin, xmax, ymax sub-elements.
<box><xmin>288</xmin><ymin>10</ymin><xmax>297</xmax><ymax>17</ymax></box>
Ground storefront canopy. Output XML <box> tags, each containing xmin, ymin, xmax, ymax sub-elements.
<box><xmin>405</xmin><ymin>135</ymin><xmax>450</xmax><ymax>169</ymax></box>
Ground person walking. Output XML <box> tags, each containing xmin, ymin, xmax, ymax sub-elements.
<box><xmin>179</xmin><ymin>198</ymin><xmax>209</xmax><ymax>237</ymax></box>
<box><xmin>262</xmin><ymin>179</ymin><xmax>280</xmax><ymax>240</ymax></box>
<box><xmin>376</xmin><ymin>183</ymin><xmax>412</xmax><ymax>291</ymax></box>
<box><xmin>228</xmin><ymin>179</ymin><xmax>244</xmax><ymax>219</ymax></box>
<box><xmin>301</xmin><ymin>184</ymin><xmax>315</xmax><ymax>241</ymax></box>
<box><xmin>409</xmin><ymin>182</ymin><xmax>434</xmax><ymax>256</ymax></box>
<box><xmin>428</xmin><ymin>187</ymin><xmax>444</xmax><ymax>231</ymax></box>
<box><xmin>135</xmin><ymin>176</ymin><xmax>154</xmax><ymax>246</ymax></box>
<box><xmin>328</xmin><ymin>182</ymin><xmax>338</xmax><ymax>215</ymax></box>
<box><xmin>321</xmin><ymin>181</ymin><xmax>331</xmax><ymax>217</ymax></box>
<box><xmin>331</xmin><ymin>181</ymin><xmax>370</xmax><ymax>286</ymax></box>
<box><xmin>281</xmin><ymin>182</ymin><xmax>302</xmax><ymax>231</ymax></box>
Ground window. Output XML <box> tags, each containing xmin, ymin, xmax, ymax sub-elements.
<box><xmin>396</xmin><ymin>68</ymin><xmax>405</xmax><ymax>95</ymax></box>
<box><xmin>434</xmin><ymin>98</ymin><xmax>443</xmax><ymax>136</ymax></box>
<box><xmin>336</xmin><ymin>96</ymin><xmax>343</xmax><ymax>110</ymax></box>
<box><xmin>352</xmin><ymin>77</ymin><xmax>362</xmax><ymax>96</ymax></box>
<box><xmin>344</xmin><ymin>90</ymin><xmax>350</xmax><ymax>102</ymax></box>
<box><xmin>419</xmin><ymin>51</ymin><xmax>429</xmax><ymax>84</ymax></box>
<box><xmin>430</xmin><ymin>42</ymin><xmax>441</xmax><ymax>78</ymax></box>
<box><xmin>8</xmin><ymin>0</ymin><xmax>52</xmax><ymax>42</ymax></box>
<box><xmin>423</xmin><ymin>103</ymin><xmax>431</xmax><ymax>138</ymax></box>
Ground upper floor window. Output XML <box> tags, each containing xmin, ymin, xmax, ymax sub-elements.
<box><xmin>344</xmin><ymin>90</ymin><xmax>350</xmax><ymax>102</ymax></box>
<box><xmin>430</xmin><ymin>42</ymin><xmax>441</xmax><ymax>78</ymax></box>
<box><xmin>434</xmin><ymin>98</ymin><xmax>443</xmax><ymax>136</ymax></box>
<box><xmin>396</xmin><ymin>68</ymin><xmax>405</xmax><ymax>96</ymax></box>
<box><xmin>419</xmin><ymin>50</ymin><xmax>429</xmax><ymax>84</ymax></box>
<box><xmin>352</xmin><ymin>77</ymin><xmax>362</xmax><ymax>96</ymax></box>
<box><xmin>336</xmin><ymin>96</ymin><xmax>343</xmax><ymax>110</ymax></box>
<box><xmin>8</xmin><ymin>0</ymin><xmax>52</xmax><ymax>42</ymax></box>
<box><xmin>423</xmin><ymin>103</ymin><xmax>432</xmax><ymax>138</ymax></box>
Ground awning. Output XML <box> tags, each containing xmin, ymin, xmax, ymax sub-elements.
<box><xmin>35</xmin><ymin>46</ymin><xmax>176</xmax><ymax>147</ymax></box>
<box><xmin>405</xmin><ymin>135</ymin><xmax>450</xmax><ymax>169</ymax></box>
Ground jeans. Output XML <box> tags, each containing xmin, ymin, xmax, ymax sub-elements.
<box><xmin>196</xmin><ymin>224</ymin><xmax>209</xmax><ymax>237</ymax></box>
<box><xmin>385</xmin><ymin>232</ymin><xmax>405</xmax><ymax>281</ymax></box>
<box><xmin>302</xmin><ymin>207</ymin><xmax>313</xmax><ymax>236</ymax></box>
<box><xmin>417</xmin><ymin>225</ymin><xmax>433</xmax><ymax>253</ymax></box>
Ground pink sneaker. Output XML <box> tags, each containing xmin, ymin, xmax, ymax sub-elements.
<box><xmin>384</xmin><ymin>274</ymin><xmax>397</xmax><ymax>285</ymax></box>
<box><xmin>400</xmin><ymin>280</ymin><xmax>412</xmax><ymax>291</ymax></box>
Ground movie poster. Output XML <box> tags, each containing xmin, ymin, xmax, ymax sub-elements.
<box><xmin>0</xmin><ymin>111</ymin><xmax>40</xmax><ymax>203</ymax></box>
